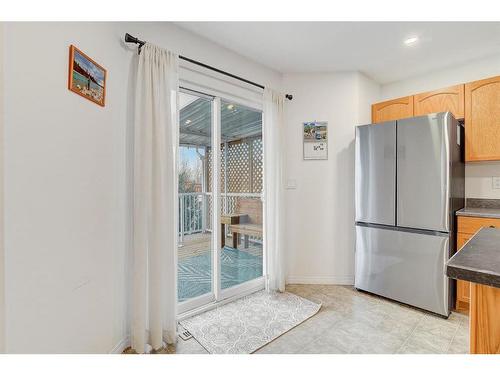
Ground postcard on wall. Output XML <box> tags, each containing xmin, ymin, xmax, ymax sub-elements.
<box><xmin>68</xmin><ymin>45</ymin><xmax>107</xmax><ymax>106</ymax></box>
<box><xmin>303</xmin><ymin>121</ymin><xmax>328</xmax><ymax>160</ymax></box>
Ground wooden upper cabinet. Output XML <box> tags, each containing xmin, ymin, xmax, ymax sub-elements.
<box><xmin>371</xmin><ymin>96</ymin><xmax>414</xmax><ymax>123</ymax></box>
<box><xmin>465</xmin><ymin>75</ymin><xmax>500</xmax><ymax>161</ymax></box>
<box><xmin>414</xmin><ymin>84</ymin><xmax>465</xmax><ymax>119</ymax></box>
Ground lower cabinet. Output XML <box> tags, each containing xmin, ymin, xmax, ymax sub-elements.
<box><xmin>456</xmin><ymin>233</ymin><xmax>472</xmax><ymax>312</ymax></box>
<box><xmin>456</xmin><ymin>216</ymin><xmax>500</xmax><ymax>312</ymax></box>
<box><xmin>470</xmin><ymin>283</ymin><xmax>500</xmax><ymax>354</ymax></box>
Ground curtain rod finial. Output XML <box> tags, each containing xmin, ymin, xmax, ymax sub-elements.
<box><xmin>125</xmin><ymin>33</ymin><xmax>145</xmax><ymax>47</ymax></box>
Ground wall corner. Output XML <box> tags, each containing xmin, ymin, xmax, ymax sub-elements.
<box><xmin>0</xmin><ymin>21</ymin><xmax>6</xmax><ymax>353</ymax></box>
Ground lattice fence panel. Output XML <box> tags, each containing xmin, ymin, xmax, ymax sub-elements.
<box><xmin>203</xmin><ymin>137</ymin><xmax>262</xmax><ymax>219</ymax></box>
<box><xmin>206</xmin><ymin>194</ymin><xmax>213</xmax><ymax>231</ymax></box>
<box><xmin>226</xmin><ymin>141</ymin><xmax>251</xmax><ymax>193</ymax></box>
<box><xmin>206</xmin><ymin>138</ymin><xmax>262</xmax><ymax>195</ymax></box>
<box><xmin>206</xmin><ymin>147</ymin><xmax>213</xmax><ymax>193</ymax></box>
<box><xmin>251</xmin><ymin>138</ymin><xmax>263</xmax><ymax>193</ymax></box>
<box><xmin>224</xmin><ymin>196</ymin><xmax>238</xmax><ymax>215</ymax></box>
<box><xmin>220</xmin><ymin>144</ymin><xmax>226</xmax><ymax>193</ymax></box>
<box><xmin>205</xmin><ymin>195</ymin><xmax>242</xmax><ymax>230</ymax></box>
<box><xmin>206</xmin><ymin>145</ymin><xmax>226</xmax><ymax>193</ymax></box>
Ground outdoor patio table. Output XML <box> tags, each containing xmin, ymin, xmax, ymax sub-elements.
<box><xmin>221</xmin><ymin>214</ymin><xmax>247</xmax><ymax>248</ymax></box>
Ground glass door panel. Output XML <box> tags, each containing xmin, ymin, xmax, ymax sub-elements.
<box><xmin>177</xmin><ymin>92</ymin><xmax>265</xmax><ymax>314</ymax></box>
<box><xmin>177</xmin><ymin>91</ymin><xmax>214</xmax><ymax>307</ymax></box>
<box><xmin>218</xmin><ymin>99</ymin><xmax>263</xmax><ymax>292</ymax></box>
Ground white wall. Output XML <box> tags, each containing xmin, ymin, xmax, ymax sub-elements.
<box><xmin>381</xmin><ymin>54</ymin><xmax>500</xmax><ymax>200</ymax></box>
<box><xmin>2</xmin><ymin>22</ymin><xmax>282</xmax><ymax>353</ymax></box>
<box><xmin>466</xmin><ymin>161</ymin><xmax>500</xmax><ymax>199</ymax></box>
<box><xmin>380</xmin><ymin>54</ymin><xmax>500</xmax><ymax>100</ymax></box>
<box><xmin>0</xmin><ymin>22</ymin><xmax>5</xmax><ymax>353</ymax></box>
<box><xmin>283</xmin><ymin>72</ymin><xmax>380</xmax><ymax>284</ymax></box>
<box><xmin>357</xmin><ymin>73</ymin><xmax>382</xmax><ymax>125</ymax></box>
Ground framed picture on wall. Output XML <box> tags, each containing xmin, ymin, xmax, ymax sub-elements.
<box><xmin>303</xmin><ymin>121</ymin><xmax>328</xmax><ymax>160</ymax></box>
<box><xmin>68</xmin><ymin>45</ymin><xmax>106</xmax><ymax>106</ymax></box>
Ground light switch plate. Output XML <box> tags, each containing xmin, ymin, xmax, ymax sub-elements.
<box><xmin>492</xmin><ymin>177</ymin><xmax>500</xmax><ymax>190</ymax></box>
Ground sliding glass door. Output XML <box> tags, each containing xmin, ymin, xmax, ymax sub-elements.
<box><xmin>178</xmin><ymin>90</ymin><xmax>214</xmax><ymax>312</ymax></box>
<box><xmin>178</xmin><ymin>90</ymin><xmax>264</xmax><ymax>314</ymax></box>
<box><xmin>218</xmin><ymin>99</ymin><xmax>264</xmax><ymax>299</ymax></box>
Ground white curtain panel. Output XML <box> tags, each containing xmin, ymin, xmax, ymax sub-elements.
<box><xmin>132</xmin><ymin>44</ymin><xmax>179</xmax><ymax>353</ymax></box>
<box><xmin>263</xmin><ymin>88</ymin><xmax>286</xmax><ymax>292</ymax></box>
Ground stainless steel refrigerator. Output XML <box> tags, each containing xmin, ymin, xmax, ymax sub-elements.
<box><xmin>354</xmin><ymin>112</ymin><xmax>464</xmax><ymax>317</ymax></box>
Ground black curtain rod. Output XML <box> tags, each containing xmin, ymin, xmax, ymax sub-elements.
<box><xmin>125</xmin><ymin>33</ymin><xmax>293</xmax><ymax>100</ymax></box>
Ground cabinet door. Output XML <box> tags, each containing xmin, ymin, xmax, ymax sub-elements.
<box><xmin>372</xmin><ymin>96</ymin><xmax>414</xmax><ymax>123</ymax></box>
<box><xmin>456</xmin><ymin>233</ymin><xmax>471</xmax><ymax>310</ymax></box>
<box><xmin>470</xmin><ymin>283</ymin><xmax>500</xmax><ymax>354</ymax></box>
<box><xmin>465</xmin><ymin>76</ymin><xmax>500</xmax><ymax>161</ymax></box>
<box><xmin>414</xmin><ymin>84</ymin><xmax>464</xmax><ymax>119</ymax></box>
<box><xmin>457</xmin><ymin>216</ymin><xmax>500</xmax><ymax>235</ymax></box>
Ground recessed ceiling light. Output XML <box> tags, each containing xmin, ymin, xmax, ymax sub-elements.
<box><xmin>404</xmin><ymin>37</ymin><xmax>419</xmax><ymax>46</ymax></box>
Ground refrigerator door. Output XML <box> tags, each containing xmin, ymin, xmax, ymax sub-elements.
<box><xmin>355</xmin><ymin>121</ymin><xmax>396</xmax><ymax>226</ymax></box>
<box><xmin>355</xmin><ymin>224</ymin><xmax>450</xmax><ymax>316</ymax></box>
<box><xmin>397</xmin><ymin>113</ymin><xmax>451</xmax><ymax>232</ymax></box>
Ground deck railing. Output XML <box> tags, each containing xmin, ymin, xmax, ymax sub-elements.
<box><xmin>178</xmin><ymin>192</ymin><xmax>262</xmax><ymax>244</ymax></box>
<box><xmin>178</xmin><ymin>193</ymin><xmax>207</xmax><ymax>240</ymax></box>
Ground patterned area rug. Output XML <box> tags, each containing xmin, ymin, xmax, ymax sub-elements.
<box><xmin>180</xmin><ymin>290</ymin><xmax>321</xmax><ymax>354</ymax></box>
<box><xmin>178</xmin><ymin>247</ymin><xmax>263</xmax><ymax>301</ymax></box>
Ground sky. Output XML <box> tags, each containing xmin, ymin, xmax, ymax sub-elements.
<box><xmin>180</xmin><ymin>146</ymin><xmax>203</xmax><ymax>167</ymax></box>
<box><xmin>74</xmin><ymin>49</ymin><xmax>105</xmax><ymax>86</ymax></box>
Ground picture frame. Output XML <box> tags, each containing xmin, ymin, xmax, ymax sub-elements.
<box><xmin>303</xmin><ymin>121</ymin><xmax>328</xmax><ymax>160</ymax></box>
<box><xmin>68</xmin><ymin>45</ymin><xmax>106</xmax><ymax>107</ymax></box>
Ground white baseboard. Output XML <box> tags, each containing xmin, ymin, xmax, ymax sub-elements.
<box><xmin>286</xmin><ymin>275</ymin><xmax>354</xmax><ymax>285</ymax></box>
<box><xmin>109</xmin><ymin>336</ymin><xmax>130</xmax><ymax>354</ymax></box>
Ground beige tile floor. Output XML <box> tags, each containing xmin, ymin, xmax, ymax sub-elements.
<box><xmin>172</xmin><ymin>284</ymin><xmax>469</xmax><ymax>354</ymax></box>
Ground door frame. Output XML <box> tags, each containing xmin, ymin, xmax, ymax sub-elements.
<box><xmin>177</xmin><ymin>89</ymin><xmax>266</xmax><ymax>316</ymax></box>
<box><xmin>212</xmin><ymin>97</ymin><xmax>222</xmax><ymax>302</ymax></box>
<box><xmin>0</xmin><ymin>23</ymin><xmax>5</xmax><ymax>352</ymax></box>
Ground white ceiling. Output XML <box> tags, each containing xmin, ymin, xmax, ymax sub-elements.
<box><xmin>176</xmin><ymin>22</ymin><xmax>500</xmax><ymax>84</ymax></box>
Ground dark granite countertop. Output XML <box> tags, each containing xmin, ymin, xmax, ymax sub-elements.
<box><xmin>456</xmin><ymin>207</ymin><xmax>500</xmax><ymax>219</ymax></box>
<box><xmin>446</xmin><ymin>227</ymin><xmax>500</xmax><ymax>289</ymax></box>
<box><xmin>456</xmin><ymin>198</ymin><xmax>500</xmax><ymax>219</ymax></box>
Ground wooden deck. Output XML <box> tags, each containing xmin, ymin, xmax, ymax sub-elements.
<box><xmin>178</xmin><ymin>232</ymin><xmax>262</xmax><ymax>260</ymax></box>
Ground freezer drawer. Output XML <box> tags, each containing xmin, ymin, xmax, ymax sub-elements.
<box><xmin>397</xmin><ymin>113</ymin><xmax>454</xmax><ymax>232</ymax></box>
<box><xmin>355</xmin><ymin>224</ymin><xmax>450</xmax><ymax>316</ymax></box>
<box><xmin>355</xmin><ymin>121</ymin><xmax>396</xmax><ymax>226</ymax></box>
